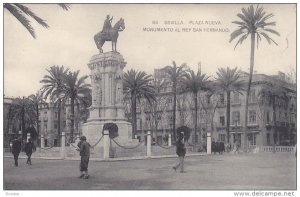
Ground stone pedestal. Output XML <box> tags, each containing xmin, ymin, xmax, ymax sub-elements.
<box><xmin>82</xmin><ymin>51</ymin><xmax>135</xmax><ymax>147</ymax></box>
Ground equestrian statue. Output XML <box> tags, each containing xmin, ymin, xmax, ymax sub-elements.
<box><xmin>94</xmin><ymin>15</ymin><xmax>125</xmax><ymax>53</ymax></box>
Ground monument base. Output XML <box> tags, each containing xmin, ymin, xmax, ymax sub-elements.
<box><xmin>82</xmin><ymin>120</ymin><xmax>138</xmax><ymax>147</ymax></box>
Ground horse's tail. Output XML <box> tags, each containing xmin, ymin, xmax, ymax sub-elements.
<box><xmin>94</xmin><ymin>34</ymin><xmax>100</xmax><ymax>49</ymax></box>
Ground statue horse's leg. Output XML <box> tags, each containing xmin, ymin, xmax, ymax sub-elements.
<box><xmin>99</xmin><ymin>39</ymin><xmax>105</xmax><ymax>53</ymax></box>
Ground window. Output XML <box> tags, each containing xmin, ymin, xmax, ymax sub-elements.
<box><xmin>55</xmin><ymin>112</ymin><xmax>58</xmax><ymax>119</ymax></box>
<box><xmin>206</xmin><ymin>95</ymin><xmax>211</xmax><ymax>104</ymax></box>
<box><xmin>267</xmin><ymin>134</ymin><xmax>271</xmax><ymax>146</ymax></box>
<box><xmin>266</xmin><ymin>111</ymin><xmax>270</xmax><ymax>123</ymax></box>
<box><xmin>248</xmin><ymin>134</ymin><xmax>257</xmax><ymax>146</ymax></box>
<box><xmin>220</xmin><ymin>94</ymin><xmax>225</xmax><ymax>104</ymax></box>
<box><xmin>249</xmin><ymin>89</ymin><xmax>256</xmax><ymax>103</ymax></box>
<box><xmin>137</xmin><ymin>118</ymin><xmax>142</xmax><ymax>130</ymax></box>
<box><xmin>220</xmin><ymin>116</ymin><xmax>225</xmax><ymax>126</ymax></box>
<box><xmin>218</xmin><ymin>134</ymin><xmax>225</xmax><ymax>142</ymax></box>
<box><xmin>233</xmin><ymin>92</ymin><xmax>240</xmax><ymax>103</ymax></box>
<box><xmin>249</xmin><ymin>110</ymin><xmax>256</xmax><ymax>124</ymax></box>
<box><xmin>54</xmin><ymin>123</ymin><xmax>58</xmax><ymax>129</ymax></box>
<box><xmin>232</xmin><ymin>111</ymin><xmax>240</xmax><ymax>125</ymax></box>
<box><xmin>157</xmin><ymin>114</ymin><xmax>161</xmax><ymax>120</ymax></box>
<box><xmin>44</xmin><ymin>111</ymin><xmax>47</xmax><ymax>114</ymax></box>
<box><xmin>146</xmin><ymin>116</ymin><xmax>151</xmax><ymax>121</ymax></box>
<box><xmin>285</xmin><ymin>112</ymin><xmax>288</xmax><ymax>121</ymax></box>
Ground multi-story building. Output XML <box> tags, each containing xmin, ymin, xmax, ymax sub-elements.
<box><xmin>38</xmin><ymin>100</ymin><xmax>83</xmax><ymax>146</ymax></box>
<box><xmin>124</xmin><ymin>69</ymin><xmax>297</xmax><ymax>148</ymax></box>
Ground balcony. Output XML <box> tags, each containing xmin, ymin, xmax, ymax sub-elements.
<box><xmin>231</xmin><ymin>99</ymin><xmax>241</xmax><ymax>106</ymax></box>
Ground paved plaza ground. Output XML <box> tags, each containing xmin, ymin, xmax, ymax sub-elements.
<box><xmin>3</xmin><ymin>153</ymin><xmax>296</xmax><ymax>190</ymax></box>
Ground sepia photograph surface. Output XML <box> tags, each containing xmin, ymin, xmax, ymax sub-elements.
<box><xmin>2</xmin><ymin>3</ymin><xmax>297</xmax><ymax>192</ymax></box>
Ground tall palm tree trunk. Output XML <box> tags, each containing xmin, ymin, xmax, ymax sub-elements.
<box><xmin>21</xmin><ymin>104</ymin><xmax>26</xmax><ymax>141</ymax></box>
<box><xmin>57</xmin><ymin>101</ymin><xmax>61</xmax><ymax>145</ymax></box>
<box><xmin>172</xmin><ymin>83</ymin><xmax>177</xmax><ymax>142</ymax></box>
<box><xmin>244</xmin><ymin>32</ymin><xmax>255</xmax><ymax>151</ymax></box>
<box><xmin>226</xmin><ymin>91</ymin><xmax>231</xmax><ymax>144</ymax></box>
<box><xmin>154</xmin><ymin>106</ymin><xmax>158</xmax><ymax>142</ymax></box>
<box><xmin>194</xmin><ymin>92</ymin><xmax>198</xmax><ymax>143</ymax></box>
<box><xmin>36</xmin><ymin>103</ymin><xmax>39</xmax><ymax>146</ymax></box>
<box><xmin>131</xmin><ymin>92</ymin><xmax>137</xmax><ymax>139</ymax></box>
<box><xmin>70</xmin><ymin>98</ymin><xmax>75</xmax><ymax>142</ymax></box>
<box><xmin>272</xmin><ymin>102</ymin><xmax>277</xmax><ymax>153</ymax></box>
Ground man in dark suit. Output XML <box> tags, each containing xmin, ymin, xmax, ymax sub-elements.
<box><xmin>25</xmin><ymin>138</ymin><xmax>35</xmax><ymax>165</ymax></box>
<box><xmin>11</xmin><ymin>137</ymin><xmax>22</xmax><ymax>167</ymax></box>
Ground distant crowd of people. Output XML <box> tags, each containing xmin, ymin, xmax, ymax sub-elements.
<box><xmin>211</xmin><ymin>140</ymin><xmax>241</xmax><ymax>154</ymax></box>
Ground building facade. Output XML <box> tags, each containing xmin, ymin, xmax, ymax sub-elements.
<box><xmin>124</xmin><ymin>69</ymin><xmax>297</xmax><ymax>148</ymax></box>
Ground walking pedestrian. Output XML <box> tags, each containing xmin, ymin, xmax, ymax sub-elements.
<box><xmin>76</xmin><ymin>136</ymin><xmax>91</xmax><ymax>179</ymax></box>
<box><xmin>234</xmin><ymin>140</ymin><xmax>240</xmax><ymax>154</ymax></box>
<box><xmin>25</xmin><ymin>138</ymin><xmax>35</xmax><ymax>165</ymax></box>
<box><xmin>11</xmin><ymin>137</ymin><xmax>22</xmax><ymax>167</ymax></box>
<box><xmin>173</xmin><ymin>133</ymin><xmax>186</xmax><ymax>173</ymax></box>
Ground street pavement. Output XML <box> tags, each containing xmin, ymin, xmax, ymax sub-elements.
<box><xmin>3</xmin><ymin>153</ymin><xmax>296</xmax><ymax>190</ymax></box>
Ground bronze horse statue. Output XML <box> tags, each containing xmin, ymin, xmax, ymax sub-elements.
<box><xmin>94</xmin><ymin>18</ymin><xmax>125</xmax><ymax>53</ymax></box>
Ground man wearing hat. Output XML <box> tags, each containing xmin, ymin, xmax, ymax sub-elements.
<box><xmin>77</xmin><ymin>136</ymin><xmax>91</xmax><ymax>179</ymax></box>
<box><xmin>173</xmin><ymin>132</ymin><xmax>186</xmax><ymax>173</ymax></box>
<box><xmin>11</xmin><ymin>136</ymin><xmax>22</xmax><ymax>167</ymax></box>
<box><xmin>25</xmin><ymin>138</ymin><xmax>35</xmax><ymax>165</ymax></box>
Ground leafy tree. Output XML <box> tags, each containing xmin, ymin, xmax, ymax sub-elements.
<box><xmin>149</xmin><ymin>76</ymin><xmax>167</xmax><ymax>141</ymax></box>
<box><xmin>28</xmin><ymin>91</ymin><xmax>46</xmax><ymax>141</ymax></box>
<box><xmin>230</xmin><ymin>4</ymin><xmax>280</xmax><ymax>150</ymax></box>
<box><xmin>162</xmin><ymin>61</ymin><xmax>187</xmax><ymax>141</ymax></box>
<box><xmin>258</xmin><ymin>82</ymin><xmax>289</xmax><ymax>152</ymax></box>
<box><xmin>123</xmin><ymin>69</ymin><xmax>155</xmax><ymax>138</ymax></box>
<box><xmin>9</xmin><ymin>96</ymin><xmax>36</xmax><ymax>140</ymax></box>
<box><xmin>215</xmin><ymin>67</ymin><xmax>245</xmax><ymax>144</ymax></box>
<box><xmin>181</xmin><ymin>68</ymin><xmax>210</xmax><ymax>143</ymax></box>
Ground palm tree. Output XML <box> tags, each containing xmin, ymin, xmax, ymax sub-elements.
<box><xmin>123</xmin><ymin>69</ymin><xmax>156</xmax><ymax>138</ymax></box>
<box><xmin>9</xmin><ymin>96</ymin><xmax>36</xmax><ymax>140</ymax></box>
<box><xmin>181</xmin><ymin>68</ymin><xmax>210</xmax><ymax>143</ymax></box>
<box><xmin>215</xmin><ymin>67</ymin><xmax>245</xmax><ymax>145</ymax></box>
<box><xmin>28</xmin><ymin>91</ymin><xmax>46</xmax><ymax>142</ymax></box>
<box><xmin>162</xmin><ymin>61</ymin><xmax>187</xmax><ymax>141</ymax></box>
<box><xmin>230</xmin><ymin>4</ymin><xmax>280</xmax><ymax>150</ymax></box>
<box><xmin>59</xmin><ymin>70</ymin><xmax>91</xmax><ymax>142</ymax></box>
<box><xmin>41</xmin><ymin>65</ymin><xmax>69</xmax><ymax>142</ymax></box>
<box><xmin>258</xmin><ymin>83</ymin><xmax>288</xmax><ymax>152</ymax></box>
<box><xmin>4</xmin><ymin>3</ymin><xmax>70</xmax><ymax>39</ymax></box>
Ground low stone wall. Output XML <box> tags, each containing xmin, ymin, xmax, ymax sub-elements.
<box><xmin>34</xmin><ymin>147</ymin><xmax>61</xmax><ymax>158</ymax></box>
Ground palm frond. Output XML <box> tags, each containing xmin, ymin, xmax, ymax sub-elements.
<box><xmin>58</xmin><ymin>4</ymin><xmax>71</xmax><ymax>11</ymax></box>
<box><xmin>4</xmin><ymin>3</ymin><xmax>36</xmax><ymax>38</ymax></box>
<box><xmin>262</xmin><ymin>28</ymin><xmax>280</xmax><ymax>36</ymax></box>
<box><xmin>14</xmin><ymin>4</ymin><xmax>49</xmax><ymax>28</ymax></box>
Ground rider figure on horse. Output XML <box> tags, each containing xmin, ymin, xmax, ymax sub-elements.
<box><xmin>101</xmin><ymin>15</ymin><xmax>113</xmax><ymax>35</ymax></box>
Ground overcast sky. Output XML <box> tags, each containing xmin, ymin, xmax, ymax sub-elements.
<box><xmin>3</xmin><ymin>4</ymin><xmax>296</xmax><ymax>98</ymax></box>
